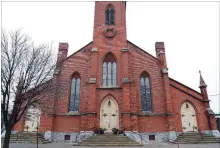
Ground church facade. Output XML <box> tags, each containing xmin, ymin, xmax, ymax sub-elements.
<box><xmin>14</xmin><ymin>1</ymin><xmax>219</xmax><ymax>142</ymax></box>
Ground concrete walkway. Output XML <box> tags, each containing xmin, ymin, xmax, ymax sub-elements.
<box><xmin>4</xmin><ymin>143</ymin><xmax>220</xmax><ymax>148</ymax></box>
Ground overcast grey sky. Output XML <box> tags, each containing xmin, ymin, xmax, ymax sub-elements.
<box><xmin>2</xmin><ymin>2</ymin><xmax>219</xmax><ymax>113</ymax></box>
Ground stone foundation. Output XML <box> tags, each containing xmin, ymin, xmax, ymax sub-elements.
<box><xmin>1</xmin><ymin>130</ymin><xmax>18</xmax><ymax>138</ymax></box>
<box><xmin>44</xmin><ymin>131</ymin><xmax>94</xmax><ymax>143</ymax></box>
<box><xmin>124</xmin><ymin>131</ymin><xmax>178</xmax><ymax>144</ymax></box>
<box><xmin>201</xmin><ymin>130</ymin><xmax>220</xmax><ymax>137</ymax></box>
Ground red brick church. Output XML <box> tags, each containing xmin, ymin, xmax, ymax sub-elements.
<box><xmin>14</xmin><ymin>1</ymin><xmax>219</xmax><ymax>142</ymax></box>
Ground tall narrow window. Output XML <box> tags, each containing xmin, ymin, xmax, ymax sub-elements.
<box><xmin>103</xmin><ymin>53</ymin><xmax>117</xmax><ymax>86</ymax></box>
<box><xmin>140</xmin><ymin>72</ymin><xmax>152</xmax><ymax>112</ymax></box>
<box><xmin>105</xmin><ymin>4</ymin><xmax>115</xmax><ymax>25</ymax></box>
<box><xmin>69</xmin><ymin>73</ymin><xmax>80</xmax><ymax>112</ymax></box>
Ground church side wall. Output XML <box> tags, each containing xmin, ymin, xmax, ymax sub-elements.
<box><xmin>52</xmin><ymin>44</ymin><xmax>92</xmax><ymax>132</ymax></box>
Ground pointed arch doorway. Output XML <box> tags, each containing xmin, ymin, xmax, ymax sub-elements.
<box><xmin>181</xmin><ymin>102</ymin><xmax>198</xmax><ymax>132</ymax></box>
<box><xmin>100</xmin><ymin>96</ymin><xmax>119</xmax><ymax>132</ymax></box>
<box><xmin>24</xmin><ymin>103</ymin><xmax>41</xmax><ymax>132</ymax></box>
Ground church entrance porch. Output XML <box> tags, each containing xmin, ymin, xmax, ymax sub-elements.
<box><xmin>181</xmin><ymin>102</ymin><xmax>198</xmax><ymax>132</ymax></box>
<box><xmin>100</xmin><ymin>96</ymin><xmax>119</xmax><ymax>132</ymax></box>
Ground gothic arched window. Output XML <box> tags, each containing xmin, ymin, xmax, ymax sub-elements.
<box><xmin>69</xmin><ymin>73</ymin><xmax>80</xmax><ymax>112</ymax></box>
<box><xmin>105</xmin><ymin>4</ymin><xmax>115</xmax><ymax>25</ymax></box>
<box><xmin>140</xmin><ymin>72</ymin><xmax>152</xmax><ymax>112</ymax></box>
<box><xmin>103</xmin><ymin>53</ymin><xmax>117</xmax><ymax>86</ymax></box>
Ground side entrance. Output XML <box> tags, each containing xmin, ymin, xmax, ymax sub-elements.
<box><xmin>181</xmin><ymin>102</ymin><xmax>198</xmax><ymax>132</ymax></box>
<box><xmin>100</xmin><ymin>96</ymin><xmax>119</xmax><ymax>132</ymax></box>
<box><xmin>24</xmin><ymin>103</ymin><xmax>41</xmax><ymax>132</ymax></box>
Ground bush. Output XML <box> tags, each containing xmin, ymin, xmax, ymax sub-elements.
<box><xmin>94</xmin><ymin>128</ymin><xmax>106</xmax><ymax>134</ymax></box>
<box><xmin>112</xmin><ymin>128</ymin><xmax>124</xmax><ymax>134</ymax></box>
<box><xmin>112</xmin><ymin>128</ymin><xmax>119</xmax><ymax>134</ymax></box>
<box><xmin>119</xmin><ymin>129</ymin><xmax>124</xmax><ymax>134</ymax></box>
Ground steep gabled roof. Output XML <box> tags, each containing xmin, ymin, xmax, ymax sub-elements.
<box><xmin>169</xmin><ymin>77</ymin><xmax>204</xmax><ymax>102</ymax></box>
<box><xmin>169</xmin><ymin>77</ymin><xmax>202</xmax><ymax>95</ymax></box>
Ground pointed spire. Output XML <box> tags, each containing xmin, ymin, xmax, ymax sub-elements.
<box><xmin>199</xmin><ymin>70</ymin><xmax>207</xmax><ymax>88</ymax></box>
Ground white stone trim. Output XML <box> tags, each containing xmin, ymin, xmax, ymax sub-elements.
<box><xmin>89</xmin><ymin>78</ymin><xmax>96</xmax><ymax>84</ymax></box>
<box><xmin>157</xmin><ymin>51</ymin><xmax>165</xmax><ymax>56</ymax></box>
<box><xmin>91</xmin><ymin>48</ymin><xmax>98</xmax><ymax>52</ymax></box>
<box><xmin>162</xmin><ymin>68</ymin><xmax>168</xmax><ymax>74</ymax></box>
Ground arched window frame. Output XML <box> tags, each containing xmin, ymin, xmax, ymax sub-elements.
<box><xmin>105</xmin><ymin>4</ymin><xmax>115</xmax><ymax>25</ymax></box>
<box><xmin>140</xmin><ymin>72</ymin><xmax>152</xmax><ymax>112</ymax></box>
<box><xmin>69</xmin><ymin>72</ymin><xmax>81</xmax><ymax>112</ymax></box>
<box><xmin>102</xmin><ymin>53</ymin><xmax>117</xmax><ymax>87</ymax></box>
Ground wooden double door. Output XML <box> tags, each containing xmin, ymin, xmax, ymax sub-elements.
<box><xmin>100</xmin><ymin>96</ymin><xmax>119</xmax><ymax>132</ymax></box>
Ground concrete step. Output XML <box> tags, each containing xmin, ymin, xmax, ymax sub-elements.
<box><xmin>180</xmin><ymin>132</ymin><xmax>200</xmax><ymax>134</ymax></box>
<box><xmin>2</xmin><ymin>137</ymin><xmax>49</xmax><ymax>141</ymax></box>
<box><xmin>94</xmin><ymin>136</ymin><xmax>126</xmax><ymax>138</ymax></box>
<box><xmin>176</xmin><ymin>141</ymin><xmax>220</xmax><ymax>144</ymax></box>
<box><xmin>177</xmin><ymin>139</ymin><xmax>220</xmax><ymax>143</ymax></box>
<box><xmin>177</xmin><ymin>138</ymin><xmax>220</xmax><ymax>140</ymax></box>
<box><xmin>177</xmin><ymin>136</ymin><xmax>201</xmax><ymax>138</ymax></box>
<box><xmin>83</xmin><ymin>140</ymin><xmax>134</xmax><ymax>142</ymax></box>
<box><xmin>74</xmin><ymin>143</ymin><xmax>143</xmax><ymax>146</ymax></box>
<box><xmin>85</xmin><ymin>138</ymin><xmax>132</xmax><ymax>141</ymax></box>
<box><xmin>2</xmin><ymin>140</ymin><xmax>50</xmax><ymax>144</ymax></box>
<box><xmin>88</xmin><ymin>136</ymin><xmax>129</xmax><ymax>138</ymax></box>
<box><xmin>80</xmin><ymin>141</ymin><xmax>139</xmax><ymax>144</ymax></box>
<box><xmin>89</xmin><ymin>136</ymin><xmax>128</xmax><ymax>138</ymax></box>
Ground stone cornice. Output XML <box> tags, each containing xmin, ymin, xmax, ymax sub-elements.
<box><xmin>47</xmin><ymin>112</ymin><xmax>96</xmax><ymax>116</ymax></box>
<box><xmin>96</xmin><ymin>86</ymin><xmax>122</xmax><ymax>90</ymax></box>
<box><xmin>121</xmin><ymin>112</ymin><xmax>173</xmax><ymax>117</ymax></box>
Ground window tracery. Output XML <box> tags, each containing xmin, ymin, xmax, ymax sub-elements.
<box><xmin>140</xmin><ymin>72</ymin><xmax>152</xmax><ymax>112</ymax></box>
<box><xmin>103</xmin><ymin>53</ymin><xmax>117</xmax><ymax>86</ymax></box>
<box><xmin>69</xmin><ymin>73</ymin><xmax>80</xmax><ymax>112</ymax></box>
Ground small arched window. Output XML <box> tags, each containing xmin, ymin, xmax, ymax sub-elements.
<box><xmin>140</xmin><ymin>72</ymin><xmax>152</xmax><ymax>112</ymax></box>
<box><xmin>103</xmin><ymin>53</ymin><xmax>117</xmax><ymax>86</ymax></box>
<box><xmin>69</xmin><ymin>73</ymin><xmax>80</xmax><ymax>112</ymax></box>
<box><xmin>105</xmin><ymin>4</ymin><xmax>115</xmax><ymax>25</ymax></box>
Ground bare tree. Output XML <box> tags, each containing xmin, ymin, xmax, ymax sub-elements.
<box><xmin>1</xmin><ymin>29</ymin><xmax>56</xmax><ymax>148</ymax></box>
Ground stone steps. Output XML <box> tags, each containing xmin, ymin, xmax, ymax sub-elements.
<box><xmin>74</xmin><ymin>144</ymin><xmax>143</xmax><ymax>146</ymax></box>
<box><xmin>75</xmin><ymin>133</ymin><xmax>143</xmax><ymax>147</ymax></box>
<box><xmin>178</xmin><ymin>141</ymin><xmax>220</xmax><ymax>144</ymax></box>
<box><xmin>81</xmin><ymin>141</ymin><xmax>137</xmax><ymax>144</ymax></box>
<box><xmin>83</xmin><ymin>140</ymin><xmax>134</xmax><ymax>142</ymax></box>
<box><xmin>1</xmin><ymin>132</ymin><xmax>51</xmax><ymax>144</ymax></box>
<box><xmin>175</xmin><ymin>132</ymin><xmax>220</xmax><ymax>144</ymax></box>
<box><xmin>84</xmin><ymin>137</ymin><xmax>133</xmax><ymax>140</ymax></box>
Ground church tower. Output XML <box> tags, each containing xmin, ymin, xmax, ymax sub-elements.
<box><xmin>87</xmin><ymin>1</ymin><xmax>130</xmax><ymax>131</ymax></box>
<box><xmin>93</xmin><ymin>1</ymin><xmax>127</xmax><ymax>49</ymax></box>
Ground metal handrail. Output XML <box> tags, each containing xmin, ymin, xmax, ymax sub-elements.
<box><xmin>198</xmin><ymin>128</ymin><xmax>203</xmax><ymax>141</ymax></box>
<box><xmin>129</xmin><ymin>131</ymin><xmax>142</xmax><ymax>144</ymax></box>
<box><xmin>16</xmin><ymin>130</ymin><xmax>22</xmax><ymax>140</ymax></box>
<box><xmin>74</xmin><ymin>127</ymin><xmax>95</xmax><ymax>143</ymax></box>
